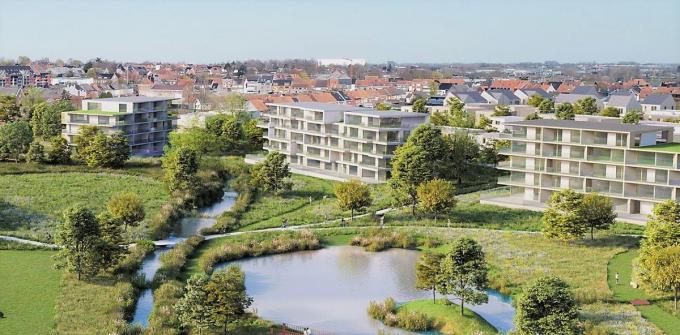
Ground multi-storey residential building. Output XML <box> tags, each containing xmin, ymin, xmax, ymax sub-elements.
<box><xmin>257</xmin><ymin>102</ymin><xmax>427</xmax><ymax>183</ymax></box>
<box><xmin>484</xmin><ymin>119</ymin><xmax>680</xmax><ymax>224</ymax></box>
<box><xmin>61</xmin><ymin>96</ymin><xmax>176</xmax><ymax>155</ymax></box>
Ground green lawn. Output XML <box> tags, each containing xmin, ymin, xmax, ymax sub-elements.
<box><xmin>0</xmin><ymin>157</ymin><xmax>165</xmax><ymax>179</ymax></box>
<box><xmin>0</xmin><ymin>172</ymin><xmax>169</xmax><ymax>240</ymax></box>
<box><xmin>399</xmin><ymin>299</ymin><xmax>498</xmax><ymax>334</ymax></box>
<box><xmin>608</xmin><ymin>249</ymin><xmax>680</xmax><ymax>334</ymax></box>
<box><xmin>0</xmin><ymin>250</ymin><xmax>61</xmax><ymax>335</ymax></box>
<box><xmin>236</xmin><ymin>174</ymin><xmax>393</xmax><ymax>231</ymax></box>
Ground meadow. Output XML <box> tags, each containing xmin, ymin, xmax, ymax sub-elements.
<box><xmin>0</xmin><ymin>250</ymin><xmax>61</xmax><ymax>335</ymax></box>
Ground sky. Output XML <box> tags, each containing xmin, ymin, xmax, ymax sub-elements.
<box><xmin>1</xmin><ymin>0</ymin><xmax>679</xmax><ymax>64</ymax></box>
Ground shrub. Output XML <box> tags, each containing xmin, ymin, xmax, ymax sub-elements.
<box><xmin>368</xmin><ymin>297</ymin><xmax>433</xmax><ymax>331</ymax></box>
<box><xmin>396</xmin><ymin>309</ymin><xmax>432</xmax><ymax>331</ymax></box>
<box><xmin>199</xmin><ymin>230</ymin><xmax>320</xmax><ymax>273</ymax></box>
<box><xmin>351</xmin><ymin>229</ymin><xmax>418</xmax><ymax>251</ymax></box>
<box><xmin>146</xmin><ymin>280</ymin><xmax>184</xmax><ymax>334</ymax></box>
<box><xmin>154</xmin><ymin>235</ymin><xmax>204</xmax><ymax>283</ymax></box>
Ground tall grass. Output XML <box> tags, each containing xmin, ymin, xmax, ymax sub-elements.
<box><xmin>154</xmin><ymin>236</ymin><xmax>204</xmax><ymax>283</ymax></box>
<box><xmin>350</xmin><ymin>228</ymin><xmax>418</xmax><ymax>251</ymax></box>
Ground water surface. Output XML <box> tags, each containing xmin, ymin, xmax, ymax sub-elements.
<box><xmin>217</xmin><ymin>246</ymin><xmax>515</xmax><ymax>334</ymax></box>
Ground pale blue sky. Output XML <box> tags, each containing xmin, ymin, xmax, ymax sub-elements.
<box><xmin>1</xmin><ymin>0</ymin><xmax>678</xmax><ymax>64</ymax></box>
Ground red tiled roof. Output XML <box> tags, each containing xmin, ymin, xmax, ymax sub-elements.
<box><xmin>311</xmin><ymin>92</ymin><xmax>336</xmax><ymax>103</ymax></box>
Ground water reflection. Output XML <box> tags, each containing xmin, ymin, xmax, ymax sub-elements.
<box><xmin>216</xmin><ymin>246</ymin><xmax>515</xmax><ymax>334</ymax></box>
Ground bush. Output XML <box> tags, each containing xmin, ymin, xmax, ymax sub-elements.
<box><xmin>368</xmin><ymin>297</ymin><xmax>433</xmax><ymax>331</ymax></box>
<box><xmin>351</xmin><ymin>229</ymin><xmax>418</xmax><ymax>251</ymax></box>
<box><xmin>199</xmin><ymin>230</ymin><xmax>320</xmax><ymax>273</ymax></box>
<box><xmin>396</xmin><ymin>309</ymin><xmax>432</xmax><ymax>331</ymax></box>
<box><xmin>146</xmin><ymin>280</ymin><xmax>184</xmax><ymax>334</ymax></box>
<box><xmin>154</xmin><ymin>236</ymin><xmax>204</xmax><ymax>283</ymax></box>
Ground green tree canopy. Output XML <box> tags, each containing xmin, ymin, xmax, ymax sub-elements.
<box><xmin>162</xmin><ymin>146</ymin><xmax>200</xmax><ymax>193</ymax></box>
<box><xmin>599</xmin><ymin>106</ymin><xmax>621</xmax><ymax>117</ymax></box>
<box><xmin>204</xmin><ymin>265</ymin><xmax>253</xmax><ymax>334</ymax></box>
<box><xmin>0</xmin><ymin>94</ymin><xmax>21</xmax><ymax>121</ymax></box>
<box><xmin>527</xmin><ymin>94</ymin><xmax>545</xmax><ymax>107</ymax></box>
<box><xmin>640</xmin><ymin>200</ymin><xmax>680</xmax><ymax>274</ymax></box>
<box><xmin>412</xmin><ymin>97</ymin><xmax>428</xmax><ymax>113</ymax></box>
<box><xmin>175</xmin><ymin>273</ymin><xmax>213</xmax><ymax>333</ymax></box>
<box><xmin>538</xmin><ymin>99</ymin><xmax>554</xmax><ymax>113</ymax></box>
<box><xmin>444</xmin><ymin>132</ymin><xmax>480</xmax><ymax>185</ymax></box>
<box><xmin>55</xmin><ymin>205</ymin><xmax>102</xmax><ymax>280</ymax></box>
<box><xmin>417</xmin><ymin>178</ymin><xmax>457</xmax><ymax>221</ymax></box>
<box><xmin>581</xmin><ymin>193</ymin><xmax>616</xmax><ymax>239</ymax></box>
<box><xmin>573</xmin><ymin>97</ymin><xmax>598</xmax><ymax>115</ymax></box>
<box><xmin>415</xmin><ymin>251</ymin><xmax>443</xmax><ymax>303</ymax></box>
<box><xmin>515</xmin><ymin>276</ymin><xmax>581</xmax><ymax>335</ymax></box>
<box><xmin>647</xmin><ymin>246</ymin><xmax>680</xmax><ymax>313</ymax></box>
<box><xmin>334</xmin><ymin>179</ymin><xmax>373</xmax><ymax>220</ymax></box>
<box><xmin>492</xmin><ymin>104</ymin><xmax>511</xmax><ymax>116</ymax></box>
<box><xmin>250</xmin><ymin>151</ymin><xmax>291</xmax><ymax>194</ymax></box>
<box><xmin>525</xmin><ymin>112</ymin><xmax>542</xmax><ymax>120</ymax></box>
<box><xmin>0</xmin><ymin>120</ymin><xmax>33</xmax><ymax>162</ymax></box>
<box><xmin>438</xmin><ymin>237</ymin><xmax>489</xmax><ymax>315</ymax></box>
<box><xmin>542</xmin><ymin>189</ymin><xmax>587</xmax><ymax>241</ymax></box>
<box><xmin>107</xmin><ymin>192</ymin><xmax>145</xmax><ymax>231</ymax></box>
<box><xmin>622</xmin><ymin>110</ymin><xmax>643</xmax><ymax>124</ymax></box>
<box><xmin>375</xmin><ymin>102</ymin><xmax>391</xmax><ymax>111</ymax></box>
<box><xmin>46</xmin><ymin>136</ymin><xmax>71</xmax><ymax>164</ymax></box>
<box><xmin>556</xmin><ymin>103</ymin><xmax>575</xmax><ymax>120</ymax></box>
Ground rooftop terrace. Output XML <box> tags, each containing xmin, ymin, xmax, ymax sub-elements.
<box><xmin>634</xmin><ymin>143</ymin><xmax>680</xmax><ymax>153</ymax></box>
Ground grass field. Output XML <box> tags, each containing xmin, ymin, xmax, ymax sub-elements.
<box><xmin>0</xmin><ymin>157</ymin><xmax>165</xmax><ymax>179</ymax></box>
<box><xmin>236</xmin><ymin>174</ymin><xmax>394</xmax><ymax>231</ymax></box>
<box><xmin>0</xmin><ymin>172</ymin><xmax>169</xmax><ymax>239</ymax></box>
<box><xmin>0</xmin><ymin>250</ymin><xmax>61</xmax><ymax>335</ymax></box>
<box><xmin>399</xmin><ymin>299</ymin><xmax>498</xmax><ymax>334</ymax></box>
<box><xmin>608</xmin><ymin>249</ymin><xmax>680</xmax><ymax>334</ymax></box>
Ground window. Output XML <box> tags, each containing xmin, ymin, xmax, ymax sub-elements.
<box><xmin>98</xmin><ymin>116</ymin><xmax>110</xmax><ymax>125</ymax></box>
<box><xmin>119</xmin><ymin>104</ymin><xmax>127</xmax><ymax>113</ymax></box>
<box><xmin>87</xmin><ymin>102</ymin><xmax>101</xmax><ymax>110</ymax></box>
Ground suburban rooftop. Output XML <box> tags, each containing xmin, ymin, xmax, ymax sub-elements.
<box><xmin>84</xmin><ymin>96</ymin><xmax>176</xmax><ymax>103</ymax></box>
<box><xmin>505</xmin><ymin>119</ymin><xmax>672</xmax><ymax>133</ymax></box>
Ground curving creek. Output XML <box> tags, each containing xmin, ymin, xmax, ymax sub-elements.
<box><xmin>131</xmin><ymin>191</ymin><xmax>516</xmax><ymax>334</ymax></box>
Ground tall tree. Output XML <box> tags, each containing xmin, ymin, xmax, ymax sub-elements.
<box><xmin>444</xmin><ymin>133</ymin><xmax>480</xmax><ymax>185</ymax></box>
<box><xmin>167</xmin><ymin>127</ymin><xmax>221</xmax><ymax>158</ymax></box>
<box><xmin>205</xmin><ymin>265</ymin><xmax>253</xmax><ymax>334</ymax></box>
<box><xmin>0</xmin><ymin>94</ymin><xmax>20</xmax><ymax>121</ymax></box>
<box><xmin>417</xmin><ymin>179</ymin><xmax>457</xmax><ymax>221</ymax></box>
<box><xmin>107</xmin><ymin>192</ymin><xmax>145</xmax><ymax>231</ymax></box>
<box><xmin>515</xmin><ymin>276</ymin><xmax>581</xmax><ymax>335</ymax></box>
<box><xmin>527</xmin><ymin>94</ymin><xmax>545</xmax><ymax>107</ymax></box>
<box><xmin>543</xmin><ymin>189</ymin><xmax>587</xmax><ymax>241</ymax></box>
<box><xmin>334</xmin><ymin>179</ymin><xmax>373</xmax><ymax>220</ymax></box>
<box><xmin>55</xmin><ymin>205</ymin><xmax>102</xmax><ymax>280</ymax></box>
<box><xmin>640</xmin><ymin>200</ymin><xmax>680</xmax><ymax>273</ymax></box>
<box><xmin>250</xmin><ymin>151</ymin><xmax>291</xmax><ymax>194</ymax></box>
<box><xmin>438</xmin><ymin>238</ymin><xmax>489</xmax><ymax>316</ymax></box>
<box><xmin>26</xmin><ymin>140</ymin><xmax>45</xmax><ymax>163</ymax></box>
<box><xmin>580</xmin><ymin>193</ymin><xmax>616</xmax><ymax>239</ymax></box>
<box><xmin>622</xmin><ymin>110</ymin><xmax>643</xmax><ymax>124</ymax></box>
<box><xmin>47</xmin><ymin>136</ymin><xmax>72</xmax><ymax>164</ymax></box>
<box><xmin>390</xmin><ymin>145</ymin><xmax>431</xmax><ymax>215</ymax></box>
<box><xmin>555</xmin><ymin>103</ymin><xmax>575</xmax><ymax>120</ymax></box>
<box><xmin>647</xmin><ymin>246</ymin><xmax>680</xmax><ymax>313</ymax></box>
<box><xmin>415</xmin><ymin>251</ymin><xmax>443</xmax><ymax>303</ymax></box>
<box><xmin>573</xmin><ymin>97</ymin><xmax>598</xmax><ymax>115</ymax></box>
<box><xmin>0</xmin><ymin>121</ymin><xmax>33</xmax><ymax>162</ymax></box>
<box><xmin>96</xmin><ymin>212</ymin><xmax>126</xmax><ymax>271</ymax></box>
<box><xmin>74</xmin><ymin>125</ymin><xmax>101</xmax><ymax>161</ymax></box>
<box><xmin>162</xmin><ymin>146</ymin><xmax>200</xmax><ymax>193</ymax></box>
<box><xmin>175</xmin><ymin>273</ymin><xmax>213</xmax><ymax>333</ymax></box>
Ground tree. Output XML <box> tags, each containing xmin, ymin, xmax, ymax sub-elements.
<box><xmin>19</xmin><ymin>87</ymin><xmax>45</xmax><ymax>119</ymax></box>
<box><xmin>375</xmin><ymin>102</ymin><xmax>391</xmax><ymax>111</ymax></box>
<box><xmin>107</xmin><ymin>192</ymin><xmax>145</xmax><ymax>231</ymax></box>
<box><xmin>82</xmin><ymin>132</ymin><xmax>130</xmax><ymax>168</ymax></box>
<box><xmin>0</xmin><ymin>121</ymin><xmax>33</xmax><ymax>162</ymax></box>
<box><xmin>417</xmin><ymin>179</ymin><xmax>457</xmax><ymax>221</ymax></box>
<box><xmin>26</xmin><ymin>140</ymin><xmax>45</xmax><ymax>163</ymax></box>
<box><xmin>412</xmin><ymin>97</ymin><xmax>428</xmax><ymax>113</ymax></box>
<box><xmin>542</xmin><ymin>189</ymin><xmax>587</xmax><ymax>241</ymax></box>
<box><xmin>438</xmin><ymin>238</ymin><xmax>489</xmax><ymax>316</ymax></box>
<box><xmin>334</xmin><ymin>179</ymin><xmax>373</xmax><ymax>220</ymax></box>
<box><xmin>527</xmin><ymin>94</ymin><xmax>545</xmax><ymax>107</ymax></box>
<box><xmin>415</xmin><ymin>251</ymin><xmax>443</xmax><ymax>303</ymax></box>
<box><xmin>204</xmin><ymin>265</ymin><xmax>253</xmax><ymax>334</ymax></box>
<box><xmin>477</xmin><ymin>115</ymin><xmax>491</xmax><ymax>129</ymax></box>
<box><xmin>599</xmin><ymin>106</ymin><xmax>621</xmax><ymax>117</ymax></box>
<box><xmin>555</xmin><ymin>103</ymin><xmax>575</xmax><ymax>120</ymax></box>
<box><xmin>647</xmin><ymin>246</ymin><xmax>680</xmax><ymax>313</ymax></box>
<box><xmin>0</xmin><ymin>94</ymin><xmax>20</xmax><ymax>121</ymax></box>
<box><xmin>16</xmin><ymin>55</ymin><xmax>31</xmax><ymax>65</ymax></box>
<box><xmin>538</xmin><ymin>99</ymin><xmax>554</xmax><ymax>113</ymax></box>
<box><xmin>448</xmin><ymin>108</ymin><xmax>475</xmax><ymax>128</ymax></box>
<box><xmin>250</xmin><ymin>151</ymin><xmax>291</xmax><ymax>194</ymax></box>
<box><xmin>175</xmin><ymin>273</ymin><xmax>213</xmax><ymax>333</ymax></box>
<box><xmin>86</xmin><ymin>68</ymin><xmax>97</xmax><ymax>78</ymax></box>
<box><xmin>429</xmin><ymin>81</ymin><xmax>439</xmax><ymax>96</ymax></box>
<box><xmin>446</xmin><ymin>97</ymin><xmax>465</xmax><ymax>112</ymax></box>
<box><xmin>167</xmin><ymin>127</ymin><xmax>221</xmax><ymax>158</ymax></box>
<box><xmin>581</xmin><ymin>193</ymin><xmax>616</xmax><ymax>239</ymax></box>
<box><xmin>492</xmin><ymin>104</ymin><xmax>511</xmax><ymax>116</ymax></box>
<box><xmin>444</xmin><ymin>132</ymin><xmax>480</xmax><ymax>185</ymax></box>
<box><xmin>47</xmin><ymin>136</ymin><xmax>71</xmax><ymax>164</ymax></box>
<box><xmin>162</xmin><ymin>146</ymin><xmax>200</xmax><ymax>193</ymax></box>
<box><xmin>622</xmin><ymin>110</ymin><xmax>643</xmax><ymax>124</ymax></box>
<box><xmin>74</xmin><ymin>126</ymin><xmax>101</xmax><ymax>161</ymax></box>
<box><xmin>242</xmin><ymin>119</ymin><xmax>264</xmax><ymax>151</ymax></box>
<box><xmin>479</xmin><ymin>141</ymin><xmax>502</xmax><ymax>166</ymax></box>
<box><xmin>573</xmin><ymin>97</ymin><xmax>598</xmax><ymax>115</ymax></box>
<box><xmin>55</xmin><ymin>205</ymin><xmax>102</xmax><ymax>280</ymax></box>
<box><xmin>525</xmin><ymin>112</ymin><xmax>542</xmax><ymax>120</ymax></box>
<box><xmin>98</xmin><ymin>92</ymin><xmax>113</xmax><ymax>98</ymax></box>
<box><xmin>515</xmin><ymin>276</ymin><xmax>581</xmax><ymax>335</ymax></box>
<box><xmin>640</xmin><ymin>200</ymin><xmax>680</xmax><ymax>273</ymax></box>
<box><xmin>96</xmin><ymin>212</ymin><xmax>126</xmax><ymax>271</ymax></box>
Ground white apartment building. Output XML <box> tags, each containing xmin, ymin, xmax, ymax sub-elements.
<box><xmin>483</xmin><ymin>119</ymin><xmax>679</xmax><ymax>224</ymax></box>
<box><xmin>257</xmin><ymin>102</ymin><xmax>428</xmax><ymax>183</ymax></box>
<box><xmin>61</xmin><ymin>96</ymin><xmax>176</xmax><ymax>155</ymax></box>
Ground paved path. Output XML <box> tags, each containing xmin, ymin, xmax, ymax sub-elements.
<box><xmin>0</xmin><ymin>235</ymin><xmax>57</xmax><ymax>248</ymax></box>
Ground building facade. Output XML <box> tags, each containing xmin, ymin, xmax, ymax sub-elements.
<box><xmin>257</xmin><ymin>102</ymin><xmax>428</xmax><ymax>183</ymax></box>
<box><xmin>485</xmin><ymin>119</ymin><xmax>680</xmax><ymax>224</ymax></box>
<box><xmin>61</xmin><ymin>96</ymin><xmax>176</xmax><ymax>155</ymax></box>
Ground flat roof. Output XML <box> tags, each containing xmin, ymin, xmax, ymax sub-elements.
<box><xmin>84</xmin><ymin>96</ymin><xmax>175</xmax><ymax>103</ymax></box>
<box><xmin>265</xmin><ymin>102</ymin><xmax>371</xmax><ymax>112</ymax></box>
<box><xmin>345</xmin><ymin>109</ymin><xmax>428</xmax><ymax>118</ymax></box>
<box><xmin>67</xmin><ymin>110</ymin><xmax>129</xmax><ymax>116</ymax></box>
<box><xmin>505</xmin><ymin>119</ymin><xmax>671</xmax><ymax>133</ymax></box>
<box><xmin>634</xmin><ymin>143</ymin><xmax>680</xmax><ymax>153</ymax></box>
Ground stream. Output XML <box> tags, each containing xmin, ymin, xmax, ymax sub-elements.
<box><xmin>131</xmin><ymin>190</ymin><xmax>238</xmax><ymax>327</ymax></box>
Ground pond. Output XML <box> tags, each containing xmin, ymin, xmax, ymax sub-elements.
<box><xmin>131</xmin><ymin>190</ymin><xmax>238</xmax><ymax>327</ymax></box>
<box><xmin>215</xmin><ymin>246</ymin><xmax>515</xmax><ymax>334</ymax></box>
